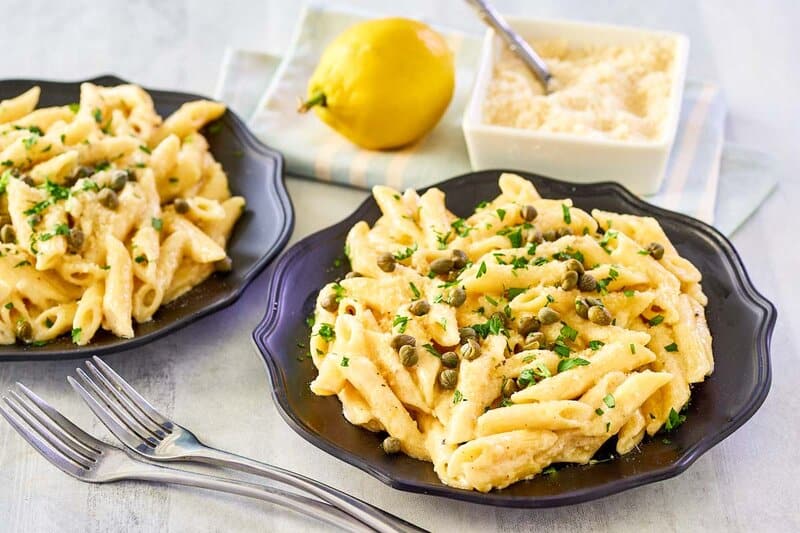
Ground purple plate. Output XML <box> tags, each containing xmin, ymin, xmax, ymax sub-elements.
<box><xmin>253</xmin><ymin>170</ymin><xmax>774</xmax><ymax>507</ymax></box>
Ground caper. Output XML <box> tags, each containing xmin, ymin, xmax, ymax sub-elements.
<box><xmin>320</xmin><ymin>292</ymin><xmax>338</xmax><ymax>312</ymax></box>
<box><xmin>561</xmin><ymin>270</ymin><xmax>579</xmax><ymax>290</ymax></box>
<box><xmin>538</xmin><ymin>306</ymin><xmax>560</xmax><ymax>325</ymax></box>
<box><xmin>517</xmin><ymin>314</ymin><xmax>540</xmax><ymax>336</ymax></box>
<box><xmin>430</xmin><ymin>257</ymin><xmax>454</xmax><ymax>275</ymax></box>
<box><xmin>586</xmin><ymin>297</ymin><xmax>603</xmax><ymax>308</ymax></box>
<box><xmin>460</xmin><ymin>338</ymin><xmax>481</xmax><ymax>361</ymax></box>
<box><xmin>458</xmin><ymin>327</ymin><xmax>477</xmax><ymax>342</ymax></box>
<box><xmin>564</xmin><ymin>258</ymin><xmax>584</xmax><ymax>274</ymax></box>
<box><xmin>214</xmin><ymin>256</ymin><xmax>233</xmax><ymax>273</ymax></box>
<box><xmin>448</xmin><ymin>287</ymin><xmax>466</xmax><ymax>307</ymax></box>
<box><xmin>492</xmin><ymin>311</ymin><xmax>510</xmax><ymax>328</ymax></box>
<box><xmin>502</xmin><ymin>377</ymin><xmax>518</xmax><ymax>397</ymax></box>
<box><xmin>399</xmin><ymin>344</ymin><xmax>418</xmax><ymax>366</ymax></box>
<box><xmin>575</xmin><ymin>297</ymin><xmax>590</xmax><ymax>319</ymax></box>
<box><xmin>27</xmin><ymin>214</ymin><xmax>41</xmax><ymax>227</ymax></box>
<box><xmin>345</xmin><ymin>271</ymin><xmax>363</xmax><ymax>279</ymax></box>
<box><xmin>173</xmin><ymin>198</ymin><xmax>190</xmax><ymax>214</ymax></box>
<box><xmin>542</xmin><ymin>229</ymin><xmax>557</xmax><ymax>242</ymax></box>
<box><xmin>20</xmin><ymin>175</ymin><xmax>35</xmax><ymax>187</ymax></box>
<box><xmin>98</xmin><ymin>188</ymin><xmax>119</xmax><ymax>210</ymax></box>
<box><xmin>451</xmin><ymin>249</ymin><xmax>468</xmax><ymax>270</ymax></box>
<box><xmin>382</xmin><ymin>436</ymin><xmax>401</xmax><ymax>454</ymax></box>
<box><xmin>441</xmin><ymin>351</ymin><xmax>459</xmax><ymax>368</ymax></box>
<box><xmin>0</xmin><ymin>224</ymin><xmax>16</xmax><ymax>244</ymax></box>
<box><xmin>15</xmin><ymin>320</ymin><xmax>32</xmax><ymax>342</ymax></box>
<box><xmin>109</xmin><ymin>170</ymin><xmax>128</xmax><ymax>192</ymax></box>
<box><xmin>390</xmin><ymin>334</ymin><xmax>415</xmax><ymax>351</ymax></box>
<box><xmin>520</xmin><ymin>204</ymin><xmax>538</xmax><ymax>222</ymax></box>
<box><xmin>523</xmin><ymin>331</ymin><xmax>546</xmax><ymax>350</ymax></box>
<box><xmin>73</xmin><ymin>165</ymin><xmax>94</xmax><ymax>180</ymax></box>
<box><xmin>66</xmin><ymin>228</ymin><xmax>84</xmax><ymax>253</ymax></box>
<box><xmin>557</xmin><ymin>227</ymin><xmax>573</xmax><ymax>237</ymax></box>
<box><xmin>409</xmin><ymin>299</ymin><xmax>430</xmax><ymax>316</ymax></box>
<box><xmin>578</xmin><ymin>273</ymin><xmax>597</xmax><ymax>292</ymax></box>
<box><xmin>439</xmin><ymin>369</ymin><xmax>458</xmax><ymax>389</ymax></box>
<box><xmin>647</xmin><ymin>242</ymin><xmax>665</xmax><ymax>260</ymax></box>
<box><xmin>526</xmin><ymin>227</ymin><xmax>543</xmax><ymax>244</ymax></box>
<box><xmin>377</xmin><ymin>252</ymin><xmax>396</xmax><ymax>273</ymax></box>
<box><xmin>588</xmin><ymin>305</ymin><xmax>612</xmax><ymax>326</ymax></box>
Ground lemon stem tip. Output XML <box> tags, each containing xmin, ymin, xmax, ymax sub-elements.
<box><xmin>297</xmin><ymin>92</ymin><xmax>327</xmax><ymax>113</ymax></box>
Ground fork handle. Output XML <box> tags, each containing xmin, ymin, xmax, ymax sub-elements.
<box><xmin>191</xmin><ymin>446</ymin><xmax>426</xmax><ymax>533</ymax></box>
<box><xmin>132</xmin><ymin>467</ymin><xmax>372</xmax><ymax>532</ymax></box>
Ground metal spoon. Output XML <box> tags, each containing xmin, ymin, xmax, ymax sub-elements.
<box><xmin>465</xmin><ymin>0</ymin><xmax>553</xmax><ymax>92</ymax></box>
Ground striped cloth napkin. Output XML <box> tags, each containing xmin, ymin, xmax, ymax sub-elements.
<box><xmin>215</xmin><ymin>5</ymin><xmax>776</xmax><ymax>236</ymax></box>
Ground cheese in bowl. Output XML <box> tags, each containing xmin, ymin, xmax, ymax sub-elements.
<box><xmin>484</xmin><ymin>38</ymin><xmax>676</xmax><ymax>142</ymax></box>
<box><xmin>462</xmin><ymin>17</ymin><xmax>689</xmax><ymax>195</ymax></box>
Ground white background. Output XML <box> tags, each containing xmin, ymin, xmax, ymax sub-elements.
<box><xmin>0</xmin><ymin>1</ymin><xmax>798</xmax><ymax>531</ymax></box>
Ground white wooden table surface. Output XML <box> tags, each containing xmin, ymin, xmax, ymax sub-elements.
<box><xmin>1</xmin><ymin>1</ymin><xmax>798</xmax><ymax>531</ymax></box>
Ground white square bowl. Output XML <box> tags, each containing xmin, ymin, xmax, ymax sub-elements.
<box><xmin>462</xmin><ymin>17</ymin><xmax>689</xmax><ymax>195</ymax></box>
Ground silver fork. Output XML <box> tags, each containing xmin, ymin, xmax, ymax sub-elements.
<box><xmin>0</xmin><ymin>383</ymin><xmax>369</xmax><ymax>532</ymax></box>
<box><xmin>71</xmin><ymin>357</ymin><xmax>424</xmax><ymax>533</ymax></box>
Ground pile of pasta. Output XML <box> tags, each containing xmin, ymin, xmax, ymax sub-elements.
<box><xmin>309</xmin><ymin>173</ymin><xmax>713</xmax><ymax>492</ymax></box>
<box><xmin>0</xmin><ymin>83</ymin><xmax>244</xmax><ymax>346</ymax></box>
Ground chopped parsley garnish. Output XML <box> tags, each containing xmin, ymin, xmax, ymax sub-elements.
<box><xmin>476</xmin><ymin>261</ymin><xmax>487</xmax><ymax>278</ymax></box>
<box><xmin>603</xmin><ymin>394</ymin><xmax>616</xmax><ymax>409</ymax></box>
<box><xmin>316</xmin><ymin>323</ymin><xmax>335</xmax><ymax>341</ymax></box>
<box><xmin>599</xmin><ymin>229</ymin><xmax>618</xmax><ymax>254</ymax></box>
<box><xmin>340</xmin><ymin>356</ymin><xmax>349</xmax><ymax>367</ymax></box>
<box><xmin>139</xmin><ymin>145</ymin><xmax>152</xmax><ymax>154</ymax></box>
<box><xmin>3</xmin><ymin>302</ymin><xmax>13</xmax><ymax>309</ymax></box>
<box><xmin>533</xmin><ymin>257</ymin><xmax>549</xmax><ymax>266</ymax></box>
<box><xmin>470</xmin><ymin>313</ymin><xmax>507</xmax><ymax>338</ymax></box>
<box><xmin>638</xmin><ymin>249</ymin><xmax>651</xmax><ymax>255</ymax></box>
<box><xmin>527</xmin><ymin>242</ymin><xmax>537</xmax><ymax>256</ymax></box>
<box><xmin>95</xmin><ymin>161</ymin><xmax>110</xmax><ymax>171</ymax></box>
<box><xmin>393</xmin><ymin>315</ymin><xmax>409</xmax><ymax>333</ymax></box>
<box><xmin>648</xmin><ymin>314</ymin><xmax>665</xmax><ymax>326</ymax></box>
<box><xmin>14</xmin><ymin>260</ymin><xmax>31</xmax><ymax>268</ymax></box>
<box><xmin>506</xmin><ymin>227</ymin><xmax>523</xmax><ymax>248</ymax></box>
<box><xmin>207</xmin><ymin>121</ymin><xmax>223</xmax><ymax>135</ymax></box>
<box><xmin>517</xmin><ymin>368</ymin><xmax>536</xmax><ymax>388</ymax></box>
<box><xmin>530</xmin><ymin>360</ymin><xmax>551</xmax><ymax>379</ymax></box>
<box><xmin>608</xmin><ymin>267</ymin><xmax>619</xmax><ymax>280</ymax></box>
<box><xmin>408</xmin><ymin>282</ymin><xmax>421</xmax><ymax>300</ymax></box>
<box><xmin>559</xmin><ymin>323</ymin><xmax>578</xmax><ymax>342</ymax></box>
<box><xmin>332</xmin><ymin>282</ymin><xmax>346</xmax><ymax>302</ymax></box>
<box><xmin>505</xmin><ymin>287</ymin><xmax>526</xmax><ymax>300</ymax></box>
<box><xmin>595</xmin><ymin>408</ymin><xmax>604</xmax><ymax>416</ymax></box>
<box><xmin>484</xmin><ymin>295</ymin><xmax>498</xmax><ymax>306</ymax></box>
<box><xmin>134</xmin><ymin>254</ymin><xmax>148</xmax><ymax>264</ymax></box>
<box><xmin>23</xmin><ymin>200</ymin><xmax>49</xmax><ymax>216</ymax></box>
<box><xmin>665</xmin><ymin>407</ymin><xmax>686</xmax><ymax>431</ymax></box>
<box><xmin>92</xmin><ymin>108</ymin><xmax>102</xmax><ymax>123</ymax></box>
<box><xmin>541</xmin><ymin>466</ymin><xmax>558</xmax><ymax>475</ymax></box>
<box><xmin>81</xmin><ymin>180</ymin><xmax>100</xmax><ymax>192</ymax></box>
<box><xmin>422</xmin><ymin>343</ymin><xmax>441</xmax><ymax>358</ymax></box>
<box><xmin>71</xmin><ymin>327</ymin><xmax>82</xmax><ymax>343</ymax></box>
<box><xmin>552</xmin><ymin>248</ymin><xmax>584</xmax><ymax>263</ymax></box>
<box><xmin>664</xmin><ymin>342</ymin><xmax>679</xmax><ymax>352</ymax></box>
<box><xmin>45</xmin><ymin>318</ymin><xmax>54</xmax><ymax>328</ymax></box>
<box><xmin>433</xmin><ymin>229</ymin><xmax>451</xmax><ymax>250</ymax></box>
<box><xmin>623</xmin><ymin>289</ymin><xmax>635</xmax><ymax>297</ymax></box>
<box><xmin>561</xmin><ymin>204</ymin><xmax>571</xmax><ymax>224</ymax></box>
<box><xmin>588</xmin><ymin>340</ymin><xmax>605</xmax><ymax>351</ymax></box>
<box><xmin>453</xmin><ymin>390</ymin><xmax>464</xmax><ymax>404</ymax></box>
<box><xmin>629</xmin><ymin>343</ymin><xmax>636</xmax><ymax>354</ymax></box>
<box><xmin>22</xmin><ymin>134</ymin><xmax>39</xmax><ymax>150</ymax></box>
<box><xmin>496</xmin><ymin>208</ymin><xmax>506</xmax><ymax>221</ymax></box>
<box><xmin>151</xmin><ymin>217</ymin><xmax>163</xmax><ymax>231</ymax></box>
<box><xmin>510</xmin><ymin>256</ymin><xmax>528</xmax><ymax>270</ymax></box>
<box><xmin>451</xmin><ymin>218</ymin><xmax>473</xmax><ymax>237</ymax></box>
<box><xmin>475</xmin><ymin>200</ymin><xmax>489</xmax><ymax>211</ymax></box>
<box><xmin>552</xmin><ymin>340</ymin><xmax>571</xmax><ymax>358</ymax></box>
<box><xmin>557</xmin><ymin>357</ymin><xmax>590</xmax><ymax>373</ymax></box>
<box><xmin>392</xmin><ymin>244</ymin><xmax>417</xmax><ymax>261</ymax></box>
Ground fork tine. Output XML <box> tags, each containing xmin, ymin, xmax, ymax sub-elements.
<box><xmin>74</xmin><ymin>368</ymin><xmax>160</xmax><ymax>444</ymax></box>
<box><xmin>2</xmin><ymin>395</ymin><xmax>94</xmax><ymax>470</ymax></box>
<box><xmin>9</xmin><ymin>389</ymin><xmax>98</xmax><ymax>461</ymax></box>
<box><xmin>68</xmin><ymin>375</ymin><xmax>158</xmax><ymax>450</ymax></box>
<box><xmin>84</xmin><ymin>361</ymin><xmax>166</xmax><ymax>438</ymax></box>
<box><xmin>0</xmin><ymin>401</ymin><xmax>85</xmax><ymax>477</ymax></box>
<box><xmin>91</xmin><ymin>356</ymin><xmax>171</xmax><ymax>428</ymax></box>
<box><xmin>15</xmin><ymin>382</ymin><xmax>103</xmax><ymax>454</ymax></box>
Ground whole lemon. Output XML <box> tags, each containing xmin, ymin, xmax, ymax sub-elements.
<box><xmin>300</xmin><ymin>18</ymin><xmax>455</xmax><ymax>150</ymax></box>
